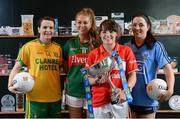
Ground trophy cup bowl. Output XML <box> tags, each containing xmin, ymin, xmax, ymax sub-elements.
<box><xmin>87</xmin><ymin>56</ymin><xmax>120</xmax><ymax>104</ymax></box>
<box><xmin>88</xmin><ymin>56</ymin><xmax>113</xmax><ymax>76</ymax></box>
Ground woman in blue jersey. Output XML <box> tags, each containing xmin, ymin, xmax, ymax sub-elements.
<box><xmin>63</xmin><ymin>8</ymin><xmax>102</xmax><ymax>118</ymax></box>
<box><xmin>126</xmin><ymin>14</ymin><xmax>175</xmax><ymax>118</ymax></box>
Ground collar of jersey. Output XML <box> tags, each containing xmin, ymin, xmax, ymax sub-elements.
<box><xmin>37</xmin><ymin>38</ymin><xmax>52</xmax><ymax>47</ymax></box>
<box><xmin>99</xmin><ymin>43</ymin><xmax>120</xmax><ymax>54</ymax></box>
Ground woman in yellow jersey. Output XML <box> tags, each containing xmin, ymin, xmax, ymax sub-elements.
<box><xmin>8</xmin><ymin>16</ymin><xmax>62</xmax><ymax>118</ymax></box>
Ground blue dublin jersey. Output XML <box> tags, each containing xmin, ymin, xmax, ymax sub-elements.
<box><xmin>126</xmin><ymin>41</ymin><xmax>171</xmax><ymax>107</ymax></box>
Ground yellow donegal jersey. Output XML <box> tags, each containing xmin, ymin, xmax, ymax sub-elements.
<box><xmin>17</xmin><ymin>39</ymin><xmax>62</xmax><ymax>102</ymax></box>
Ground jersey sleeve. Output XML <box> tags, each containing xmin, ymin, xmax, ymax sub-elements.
<box><xmin>85</xmin><ymin>50</ymin><xmax>96</xmax><ymax>68</ymax></box>
<box><xmin>125</xmin><ymin>46</ymin><xmax>138</xmax><ymax>74</ymax></box>
<box><xmin>155</xmin><ymin>41</ymin><xmax>171</xmax><ymax>69</ymax></box>
<box><xmin>17</xmin><ymin>44</ymin><xmax>29</xmax><ymax>67</ymax></box>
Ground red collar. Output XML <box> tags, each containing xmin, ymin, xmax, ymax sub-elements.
<box><xmin>99</xmin><ymin>43</ymin><xmax>120</xmax><ymax>54</ymax></box>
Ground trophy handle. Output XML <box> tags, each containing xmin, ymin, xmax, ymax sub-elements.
<box><xmin>106</xmin><ymin>72</ymin><xmax>119</xmax><ymax>92</ymax></box>
<box><xmin>105</xmin><ymin>72</ymin><xmax>122</xmax><ymax>104</ymax></box>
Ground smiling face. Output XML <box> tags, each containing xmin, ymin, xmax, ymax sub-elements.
<box><xmin>75</xmin><ymin>14</ymin><xmax>92</xmax><ymax>35</ymax></box>
<box><xmin>99</xmin><ymin>20</ymin><xmax>120</xmax><ymax>46</ymax></box>
<box><xmin>100</xmin><ymin>30</ymin><xmax>118</xmax><ymax>45</ymax></box>
<box><xmin>132</xmin><ymin>16</ymin><xmax>150</xmax><ymax>40</ymax></box>
<box><xmin>38</xmin><ymin>20</ymin><xmax>54</xmax><ymax>44</ymax></box>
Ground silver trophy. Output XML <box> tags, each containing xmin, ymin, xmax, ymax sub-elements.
<box><xmin>87</xmin><ymin>56</ymin><xmax>120</xmax><ymax>104</ymax></box>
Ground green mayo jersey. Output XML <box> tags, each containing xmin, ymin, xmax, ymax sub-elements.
<box><xmin>63</xmin><ymin>36</ymin><xmax>90</xmax><ymax>98</ymax></box>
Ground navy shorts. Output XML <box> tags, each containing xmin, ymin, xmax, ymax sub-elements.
<box><xmin>129</xmin><ymin>104</ymin><xmax>158</xmax><ymax>114</ymax></box>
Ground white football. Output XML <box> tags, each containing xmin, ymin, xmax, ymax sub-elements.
<box><xmin>146</xmin><ymin>78</ymin><xmax>167</xmax><ymax>100</ymax></box>
<box><xmin>12</xmin><ymin>72</ymin><xmax>34</xmax><ymax>93</ymax></box>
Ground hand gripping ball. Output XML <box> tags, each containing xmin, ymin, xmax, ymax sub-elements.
<box><xmin>146</xmin><ymin>78</ymin><xmax>167</xmax><ymax>100</ymax></box>
<box><xmin>12</xmin><ymin>72</ymin><xmax>34</xmax><ymax>93</ymax></box>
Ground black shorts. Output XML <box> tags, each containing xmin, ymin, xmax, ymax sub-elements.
<box><xmin>129</xmin><ymin>104</ymin><xmax>158</xmax><ymax>114</ymax></box>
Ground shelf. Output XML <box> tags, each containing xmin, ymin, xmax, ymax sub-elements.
<box><xmin>0</xmin><ymin>35</ymin><xmax>37</xmax><ymax>38</ymax></box>
<box><xmin>0</xmin><ymin>35</ymin><xmax>75</xmax><ymax>39</ymax></box>
<box><xmin>0</xmin><ymin>110</ymin><xmax>69</xmax><ymax>115</ymax></box>
<box><xmin>0</xmin><ymin>110</ymin><xmax>70</xmax><ymax>118</ymax></box>
<box><xmin>123</xmin><ymin>34</ymin><xmax>180</xmax><ymax>38</ymax></box>
<box><xmin>122</xmin><ymin>34</ymin><xmax>180</xmax><ymax>37</ymax></box>
<box><xmin>0</xmin><ymin>111</ymin><xmax>24</xmax><ymax>114</ymax></box>
<box><xmin>0</xmin><ymin>109</ymin><xmax>179</xmax><ymax>115</ymax></box>
<box><xmin>157</xmin><ymin>110</ymin><xmax>180</xmax><ymax>113</ymax></box>
<box><xmin>154</xmin><ymin>34</ymin><xmax>180</xmax><ymax>37</ymax></box>
<box><xmin>0</xmin><ymin>34</ymin><xmax>180</xmax><ymax>39</ymax></box>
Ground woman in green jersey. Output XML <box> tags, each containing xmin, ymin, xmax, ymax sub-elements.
<box><xmin>63</xmin><ymin>8</ymin><xmax>102</xmax><ymax>118</ymax></box>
